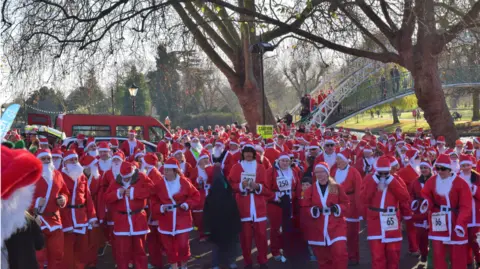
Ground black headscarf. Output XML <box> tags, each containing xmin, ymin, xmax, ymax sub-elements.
<box><xmin>203</xmin><ymin>166</ymin><xmax>241</xmax><ymax>246</ymax></box>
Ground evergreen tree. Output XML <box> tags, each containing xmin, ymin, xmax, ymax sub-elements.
<box><xmin>117</xmin><ymin>65</ymin><xmax>151</xmax><ymax>116</ymax></box>
<box><xmin>66</xmin><ymin>68</ymin><xmax>108</xmax><ymax>114</ymax></box>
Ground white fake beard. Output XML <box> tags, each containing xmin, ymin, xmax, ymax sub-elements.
<box><xmin>90</xmin><ymin>165</ymin><xmax>100</xmax><ymax>178</ymax></box>
<box><xmin>411</xmin><ymin>160</ymin><xmax>421</xmax><ymax>173</ymax></box>
<box><xmin>435</xmin><ymin>176</ymin><xmax>453</xmax><ymax>197</ymax></box>
<box><xmin>98</xmin><ymin>158</ymin><xmax>112</xmax><ymax>171</ymax></box>
<box><xmin>213</xmin><ymin>147</ymin><xmax>223</xmax><ymax>158</ymax></box>
<box><xmin>1</xmin><ymin>184</ymin><xmax>35</xmax><ymax>248</ymax></box>
<box><xmin>66</xmin><ymin>163</ymin><xmax>84</xmax><ymax>180</ymax></box>
<box><xmin>53</xmin><ymin>159</ymin><xmax>62</xmax><ymax>170</ymax></box>
<box><xmin>191</xmin><ymin>142</ymin><xmax>203</xmax><ymax>152</ymax></box>
<box><xmin>377</xmin><ymin>178</ymin><xmax>387</xmax><ymax>191</ymax></box>
<box><xmin>112</xmin><ymin>162</ymin><xmax>121</xmax><ymax>178</ymax></box>
<box><xmin>88</xmin><ymin>150</ymin><xmax>99</xmax><ymax>157</ymax></box>
<box><xmin>451</xmin><ymin>160</ymin><xmax>460</xmax><ymax>173</ymax></box>
<box><xmin>42</xmin><ymin>163</ymin><xmax>55</xmax><ymax>180</ymax></box>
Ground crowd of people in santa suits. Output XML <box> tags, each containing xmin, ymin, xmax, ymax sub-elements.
<box><xmin>17</xmin><ymin>121</ymin><xmax>480</xmax><ymax>269</ymax></box>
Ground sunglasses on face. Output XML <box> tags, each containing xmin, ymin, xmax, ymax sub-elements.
<box><xmin>377</xmin><ymin>172</ymin><xmax>390</xmax><ymax>177</ymax></box>
<box><xmin>325</xmin><ymin>144</ymin><xmax>335</xmax><ymax>147</ymax></box>
<box><xmin>435</xmin><ymin>166</ymin><xmax>449</xmax><ymax>171</ymax></box>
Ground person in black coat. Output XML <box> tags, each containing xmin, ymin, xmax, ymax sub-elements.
<box><xmin>203</xmin><ymin>165</ymin><xmax>241</xmax><ymax>269</ymax></box>
<box><xmin>4</xmin><ymin>212</ymin><xmax>44</xmax><ymax>269</ymax></box>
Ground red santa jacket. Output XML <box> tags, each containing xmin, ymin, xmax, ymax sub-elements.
<box><xmin>458</xmin><ymin>171</ymin><xmax>480</xmax><ymax>227</ymax></box>
<box><xmin>100</xmin><ymin>169</ymin><xmax>117</xmax><ymax>224</ymax></box>
<box><xmin>315</xmin><ymin>152</ymin><xmax>337</xmax><ymax>171</ymax></box>
<box><xmin>256</xmin><ymin>155</ymin><xmax>272</xmax><ymax>171</ymax></box>
<box><xmin>354</xmin><ymin>156</ymin><xmax>375</xmax><ymax>178</ymax></box>
<box><xmin>397</xmin><ymin>164</ymin><xmax>420</xmax><ymax>187</ymax></box>
<box><xmin>184</xmin><ymin>148</ymin><xmax>200</xmax><ymax>169</ymax></box>
<box><xmin>60</xmin><ymin>171</ymin><xmax>97</xmax><ymax>234</ymax></box>
<box><xmin>151</xmin><ymin>175</ymin><xmax>201</xmax><ymax>235</ymax></box>
<box><xmin>188</xmin><ymin>165</ymin><xmax>214</xmax><ymax>212</ymax></box>
<box><xmin>179</xmin><ymin>161</ymin><xmax>194</xmax><ymax>178</ymax></box>
<box><xmin>265</xmin><ymin>166</ymin><xmax>299</xmax><ymax>202</ymax></box>
<box><xmin>421</xmin><ymin>174</ymin><xmax>472</xmax><ymax>244</ymax></box>
<box><xmin>104</xmin><ymin>171</ymin><xmax>153</xmax><ymax>236</ymax></box>
<box><xmin>147</xmin><ymin>167</ymin><xmax>163</xmax><ymax>226</ymax></box>
<box><xmin>299</xmin><ymin>179</ymin><xmax>349</xmax><ymax>246</ymax></box>
<box><xmin>409</xmin><ymin>175</ymin><xmax>430</xmax><ymax>228</ymax></box>
<box><xmin>119</xmin><ymin>139</ymin><xmax>143</xmax><ymax>158</ymax></box>
<box><xmin>31</xmin><ymin>171</ymin><xmax>70</xmax><ymax>231</ymax></box>
<box><xmin>330</xmin><ymin>165</ymin><xmax>363</xmax><ymax>221</ymax></box>
<box><xmin>156</xmin><ymin>140</ymin><xmax>170</xmax><ymax>160</ymax></box>
<box><xmin>264</xmin><ymin>148</ymin><xmax>280</xmax><ymax>165</ymax></box>
<box><xmin>223</xmin><ymin>150</ymin><xmax>241</xmax><ymax>176</ymax></box>
<box><xmin>228</xmin><ymin>161</ymin><xmax>270</xmax><ymax>222</ymax></box>
<box><xmin>69</xmin><ymin>142</ymin><xmax>85</xmax><ymax>156</ymax></box>
<box><xmin>360</xmin><ymin>174</ymin><xmax>410</xmax><ymax>243</ymax></box>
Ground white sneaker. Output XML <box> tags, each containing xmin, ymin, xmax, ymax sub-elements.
<box><xmin>128</xmin><ymin>263</ymin><xmax>133</xmax><ymax>268</ymax></box>
<box><xmin>274</xmin><ymin>255</ymin><xmax>287</xmax><ymax>263</ymax></box>
<box><xmin>229</xmin><ymin>263</ymin><xmax>238</xmax><ymax>269</ymax></box>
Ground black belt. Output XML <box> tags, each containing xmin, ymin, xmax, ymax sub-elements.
<box><xmin>368</xmin><ymin>206</ymin><xmax>398</xmax><ymax>213</ymax></box>
<box><xmin>346</xmin><ymin>191</ymin><xmax>354</xmax><ymax>195</ymax></box>
<box><xmin>434</xmin><ymin>204</ymin><xmax>458</xmax><ymax>214</ymax></box>
<box><xmin>67</xmin><ymin>204</ymin><xmax>85</xmax><ymax>209</ymax></box>
<box><xmin>118</xmin><ymin>209</ymin><xmax>145</xmax><ymax>215</ymax></box>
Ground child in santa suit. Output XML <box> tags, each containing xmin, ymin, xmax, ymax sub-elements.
<box><xmin>360</xmin><ymin>156</ymin><xmax>410</xmax><ymax>269</ymax></box>
<box><xmin>188</xmin><ymin>151</ymin><xmax>214</xmax><ymax>242</ymax></box>
<box><xmin>104</xmin><ymin>162</ymin><xmax>153</xmax><ymax>269</ymax></box>
<box><xmin>151</xmin><ymin>158</ymin><xmax>200</xmax><ymax>269</ymax></box>
<box><xmin>420</xmin><ymin>154</ymin><xmax>472</xmax><ymax>269</ymax></box>
<box><xmin>32</xmin><ymin>149</ymin><xmax>70</xmax><ymax>269</ymax></box>
<box><xmin>329</xmin><ymin>150</ymin><xmax>363</xmax><ymax>265</ymax></box>
<box><xmin>60</xmin><ymin>150</ymin><xmax>97</xmax><ymax>269</ymax></box>
<box><xmin>228</xmin><ymin>141</ymin><xmax>270</xmax><ymax>269</ymax></box>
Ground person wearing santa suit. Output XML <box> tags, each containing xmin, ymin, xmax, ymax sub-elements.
<box><xmin>120</xmin><ymin>130</ymin><xmax>144</xmax><ymax>159</ymax></box>
<box><xmin>188</xmin><ymin>152</ymin><xmax>214</xmax><ymax>242</ymax></box>
<box><xmin>60</xmin><ymin>150</ymin><xmax>98</xmax><ymax>269</ymax></box>
<box><xmin>360</xmin><ymin>156</ymin><xmax>410</xmax><ymax>269</ymax></box>
<box><xmin>184</xmin><ymin>136</ymin><xmax>203</xmax><ymax>169</ymax></box>
<box><xmin>157</xmin><ymin>133</ymin><xmax>172</xmax><ymax>160</ymax></box>
<box><xmin>315</xmin><ymin>138</ymin><xmax>337</xmax><ymax>169</ymax></box>
<box><xmin>32</xmin><ymin>149</ymin><xmax>70</xmax><ymax>269</ymax></box>
<box><xmin>255</xmin><ymin>145</ymin><xmax>273</xmax><ymax>171</ymax></box>
<box><xmin>420</xmin><ymin>154</ymin><xmax>472</xmax><ymax>269</ymax></box>
<box><xmin>275</xmin><ymin>134</ymin><xmax>288</xmax><ymax>152</ymax></box>
<box><xmin>51</xmin><ymin>148</ymin><xmax>64</xmax><ymax>171</ymax></box>
<box><xmin>228</xmin><ymin>142</ymin><xmax>270</xmax><ymax>269</ymax></box>
<box><xmin>110</xmin><ymin>138</ymin><xmax>120</xmax><ymax>153</ymax></box>
<box><xmin>96</xmin><ymin>141</ymin><xmax>112</xmax><ymax>249</ymax></box>
<box><xmin>151</xmin><ymin>158</ymin><xmax>200</xmax><ymax>269</ymax></box>
<box><xmin>436</xmin><ymin>136</ymin><xmax>447</xmax><ymax>155</ymax></box>
<box><xmin>457</xmin><ymin>154</ymin><xmax>480</xmax><ymax>268</ymax></box>
<box><xmin>300</xmin><ymin>162</ymin><xmax>349</xmax><ymax>269</ymax></box>
<box><xmin>473</xmin><ymin>137</ymin><xmax>480</xmax><ymax>161</ymax></box>
<box><xmin>330</xmin><ymin>150</ymin><xmax>363</xmax><ymax>265</ymax></box>
<box><xmin>408</xmin><ymin>159</ymin><xmax>433</xmax><ymax>261</ymax></box>
<box><xmin>104</xmin><ymin>162</ymin><xmax>154</xmax><ymax>269</ymax></box>
<box><xmin>264</xmin><ymin>138</ymin><xmax>281</xmax><ymax>165</ymax></box>
<box><xmin>211</xmin><ymin>139</ymin><xmax>230</xmax><ymax>174</ymax></box>
<box><xmin>69</xmin><ymin>134</ymin><xmax>86</xmax><ymax>157</ymax></box>
<box><xmin>97</xmin><ymin>142</ymin><xmax>112</xmax><ymax>176</ymax></box>
<box><xmin>83</xmin><ymin>137</ymin><xmax>99</xmax><ymax>158</ymax></box>
<box><xmin>354</xmin><ymin>145</ymin><xmax>376</xmax><ymax>177</ymax></box>
<box><xmin>265</xmin><ymin>152</ymin><xmax>299</xmax><ymax>263</ymax></box>
<box><xmin>80</xmin><ymin>155</ymin><xmax>103</xmax><ymax>269</ymax></box>
<box><xmin>172</xmin><ymin>145</ymin><xmax>194</xmax><ymax>178</ymax></box>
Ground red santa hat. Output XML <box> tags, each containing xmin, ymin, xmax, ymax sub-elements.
<box><xmin>128</xmin><ymin>129</ymin><xmax>137</xmax><ymax>136</ymax></box>
<box><xmin>465</xmin><ymin>141</ymin><xmax>474</xmax><ymax>152</ymax></box>
<box><xmin>351</xmin><ymin>135</ymin><xmax>358</xmax><ymax>142</ymax></box>
<box><xmin>387</xmin><ymin>156</ymin><xmax>399</xmax><ymax>167</ymax></box>
<box><xmin>265</xmin><ymin>139</ymin><xmax>274</xmax><ymax>147</ymax></box>
<box><xmin>63</xmin><ymin>150</ymin><xmax>78</xmax><ymax>162</ymax></box>
<box><xmin>134</xmin><ymin>148</ymin><xmax>145</xmax><ymax>159</ymax></box>
<box><xmin>278</xmin><ymin>151</ymin><xmax>291</xmax><ymax>161</ymax></box>
<box><xmin>446</xmin><ymin>149</ymin><xmax>457</xmax><ymax>157</ymax></box>
<box><xmin>197</xmin><ymin>151</ymin><xmax>210</xmax><ymax>163</ymax></box>
<box><xmin>1</xmin><ymin>146</ymin><xmax>42</xmax><ymax>199</ymax></box>
<box><xmin>215</xmin><ymin>139</ymin><xmax>225</xmax><ymax>147</ymax></box>
<box><xmin>308</xmin><ymin>139</ymin><xmax>320</xmax><ymax>150</ymax></box>
<box><xmin>455</xmin><ymin>139</ymin><xmax>463</xmax><ymax>146</ymax></box>
<box><xmin>375</xmin><ymin>156</ymin><xmax>391</xmax><ymax>172</ymax></box>
<box><xmin>76</xmin><ymin>134</ymin><xmax>85</xmax><ymax>140</ymax></box>
<box><xmin>164</xmin><ymin>132</ymin><xmax>173</xmax><ymax>141</ymax></box>
<box><xmin>229</xmin><ymin>138</ymin><xmax>240</xmax><ymax>146</ymax></box>
<box><xmin>39</xmin><ymin>137</ymin><xmax>49</xmax><ymax>145</ymax></box>
<box><xmin>324</xmin><ymin>137</ymin><xmax>335</xmax><ymax>145</ymax></box>
<box><xmin>112</xmin><ymin>151</ymin><xmax>125</xmax><ymax>161</ymax></box>
<box><xmin>405</xmin><ymin>149</ymin><xmax>418</xmax><ymax>160</ymax></box>
<box><xmin>80</xmin><ymin>155</ymin><xmax>98</xmax><ymax>168</ymax></box>
<box><xmin>51</xmin><ymin>148</ymin><xmax>63</xmax><ymax>159</ymax></box>
<box><xmin>420</xmin><ymin>159</ymin><xmax>432</xmax><ymax>169</ymax></box>
<box><xmin>144</xmin><ymin>153</ymin><xmax>159</xmax><ymax>167</ymax></box>
<box><xmin>395</xmin><ymin>139</ymin><xmax>405</xmax><ymax>145</ymax></box>
<box><xmin>35</xmin><ymin>148</ymin><xmax>52</xmax><ymax>159</ymax></box>
<box><xmin>363</xmin><ymin>145</ymin><xmax>373</xmax><ymax>153</ymax></box>
<box><xmin>164</xmin><ymin>157</ymin><xmax>180</xmax><ymax>169</ymax></box>
<box><xmin>435</xmin><ymin>154</ymin><xmax>452</xmax><ymax>169</ymax></box>
<box><xmin>314</xmin><ymin>162</ymin><xmax>329</xmax><ymax>174</ymax></box>
<box><xmin>85</xmin><ymin>137</ymin><xmax>96</xmax><ymax>149</ymax></box>
<box><xmin>97</xmin><ymin>141</ymin><xmax>110</xmax><ymax>152</ymax></box>
<box><xmin>242</xmin><ymin>140</ymin><xmax>255</xmax><ymax>150</ymax></box>
<box><xmin>474</xmin><ymin>137</ymin><xmax>480</xmax><ymax>144</ymax></box>
<box><xmin>109</xmin><ymin>138</ymin><xmax>119</xmax><ymax>148</ymax></box>
<box><xmin>337</xmin><ymin>149</ymin><xmax>351</xmax><ymax>163</ymax></box>
<box><xmin>459</xmin><ymin>154</ymin><xmax>473</xmax><ymax>166</ymax></box>
<box><xmin>436</xmin><ymin>136</ymin><xmax>446</xmax><ymax>144</ymax></box>
<box><xmin>255</xmin><ymin>144</ymin><xmax>264</xmax><ymax>153</ymax></box>
<box><xmin>120</xmin><ymin>162</ymin><xmax>136</xmax><ymax>178</ymax></box>
<box><xmin>172</xmin><ymin>144</ymin><xmax>184</xmax><ymax>156</ymax></box>
<box><xmin>388</xmin><ymin>135</ymin><xmax>396</xmax><ymax>142</ymax></box>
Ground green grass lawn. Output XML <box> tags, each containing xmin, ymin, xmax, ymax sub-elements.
<box><xmin>338</xmin><ymin>108</ymin><xmax>480</xmax><ymax>135</ymax></box>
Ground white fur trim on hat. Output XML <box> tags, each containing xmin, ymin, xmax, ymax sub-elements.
<box><xmin>255</xmin><ymin>145</ymin><xmax>264</xmax><ymax>152</ymax></box>
<box><xmin>308</xmin><ymin>145</ymin><xmax>320</xmax><ymax>150</ymax></box>
<box><xmin>229</xmin><ymin>141</ymin><xmax>239</xmax><ymax>146</ymax></box>
<box><xmin>420</xmin><ymin>162</ymin><xmax>432</xmax><ymax>169</ymax></box>
<box><xmin>278</xmin><ymin>154</ymin><xmax>290</xmax><ymax>161</ymax></box>
<box><xmin>98</xmin><ymin>148</ymin><xmax>110</xmax><ymax>152</ymax></box>
<box><xmin>436</xmin><ymin>163</ymin><xmax>451</xmax><ymax>169</ymax></box>
<box><xmin>86</xmin><ymin>141</ymin><xmax>96</xmax><ymax>149</ymax></box>
<box><xmin>164</xmin><ymin>164</ymin><xmax>178</xmax><ymax>169</ymax></box>
<box><xmin>51</xmin><ymin>153</ymin><xmax>63</xmax><ymax>158</ymax></box>
<box><xmin>315</xmin><ymin>163</ymin><xmax>329</xmax><ymax>173</ymax></box>
<box><xmin>243</xmin><ymin>144</ymin><xmax>255</xmax><ymax>149</ymax></box>
<box><xmin>173</xmin><ymin>149</ymin><xmax>183</xmax><ymax>156</ymax></box>
<box><xmin>375</xmin><ymin>165</ymin><xmax>390</xmax><ymax>172</ymax></box>
<box><xmin>337</xmin><ymin>153</ymin><xmax>348</xmax><ymax>163</ymax></box>
<box><xmin>63</xmin><ymin>153</ymin><xmax>78</xmax><ymax>161</ymax></box>
<box><xmin>112</xmin><ymin>155</ymin><xmax>123</xmax><ymax>161</ymax></box>
<box><xmin>36</xmin><ymin>152</ymin><xmax>52</xmax><ymax>159</ymax></box>
<box><xmin>460</xmin><ymin>160</ymin><xmax>473</xmax><ymax>166</ymax></box>
<box><xmin>197</xmin><ymin>154</ymin><xmax>209</xmax><ymax>163</ymax></box>
<box><xmin>363</xmin><ymin>149</ymin><xmax>373</xmax><ymax>153</ymax></box>
<box><xmin>121</xmin><ymin>169</ymin><xmax>135</xmax><ymax>179</ymax></box>
<box><xmin>390</xmin><ymin>159</ymin><xmax>399</xmax><ymax>167</ymax></box>
<box><xmin>39</xmin><ymin>140</ymin><xmax>49</xmax><ymax>145</ymax></box>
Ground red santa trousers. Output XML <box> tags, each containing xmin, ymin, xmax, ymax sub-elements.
<box><xmin>61</xmin><ymin>232</ymin><xmax>88</xmax><ymax>269</ymax></box>
<box><xmin>346</xmin><ymin>222</ymin><xmax>360</xmax><ymax>262</ymax></box>
<box><xmin>311</xmin><ymin>241</ymin><xmax>348</xmax><ymax>269</ymax></box>
<box><xmin>432</xmin><ymin>240</ymin><xmax>467</xmax><ymax>269</ymax></box>
<box><xmin>115</xmin><ymin>235</ymin><xmax>148</xmax><ymax>269</ymax></box>
<box><xmin>192</xmin><ymin>211</ymin><xmax>206</xmax><ymax>240</ymax></box>
<box><xmin>159</xmin><ymin>232</ymin><xmax>191</xmax><ymax>264</ymax></box>
<box><xmin>368</xmin><ymin>240</ymin><xmax>401</xmax><ymax>269</ymax></box>
<box><xmin>467</xmin><ymin>227</ymin><xmax>480</xmax><ymax>265</ymax></box>
<box><xmin>240</xmin><ymin>221</ymin><xmax>268</xmax><ymax>266</ymax></box>
<box><xmin>147</xmin><ymin>226</ymin><xmax>163</xmax><ymax>268</ymax></box>
<box><xmin>404</xmin><ymin>219</ymin><xmax>419</xmax><ymax>253</ymax></box>
<box><xmin>415</xmin><ymin>227</ymin><xmax>429</xmax><ymax>257</ymax></box>
<box><xmin>85</xmin><ymin>227</ymin><xmax>103</xmax><ymax>267</ymax></box>
<box><xmin>267</xmin><ymin>204</ymin><xmax>284</xmax><ymax>257</ymax></box>
<box><xmin>36</xmin><ymin>229</ymin><xmax>64</xmax><ymax>269</ymax></box>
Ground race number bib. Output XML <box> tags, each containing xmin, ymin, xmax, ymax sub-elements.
<box><xmin>431</xmin><ymin>212</ymin><xmax>447</xmax><ymax>232</ymax></box>
<box><xmin>276</xmin><ymin>176</ymin><xmax>290</xmax><ymax>192</ymax></box>
<box><xmin>241</xmin><ymin>172</ymin><xmax>255</xmax><ymax>189</ymax></box>
<box><xmin>380</xmin><ymin>212</ymin><xmax>399</xmax><ymax>231</ymax></box>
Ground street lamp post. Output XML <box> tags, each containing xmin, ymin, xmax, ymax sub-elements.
<box><xmin>249</xmin><ymin>42</ymin><xmax>275</xmax><ymax>125</ymax></box>
<box><xmin>128</xmin><ymin>84</ymin><xmax>139</xmax><ymax>115</ymax></box>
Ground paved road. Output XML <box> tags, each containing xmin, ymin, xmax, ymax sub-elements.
<box><xmin>97</xmin><ymin>224</ymin><xmax>425</xmax><ymax>269</ymax></box>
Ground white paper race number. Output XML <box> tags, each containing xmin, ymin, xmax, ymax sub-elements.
<box><xmin>241</xmin><ymin>173</ymin><xmax>255</xmax><ymax>188</ymax></box>
<box><xmin>431</xmin><ymin>212</ymin><xmax>448</xmax><ymax>232</ymax></box>
<box><xmin>380</xmin><ymin>212</ymin><xmax>399</xmax><ymax>231</ymax></box>
<box><xmin>276</xmin><ymin>176</ymin><xmax>290</xmax><ymax>192</ymax></box>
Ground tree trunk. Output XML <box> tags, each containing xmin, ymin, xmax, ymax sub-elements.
<box><xmin>390</xmin><ymin>105</ymin><xmax>400</xmax><ymax>124</ymax></box>
<box><xmin>411</xmin><ymin>58</ymin><xmax>458</xmax><ymax>147</ymax></box>
<box><xmin>472</xmin><ymin>89</ymin><xmax>480</xmax><ymax>121</ymax></box>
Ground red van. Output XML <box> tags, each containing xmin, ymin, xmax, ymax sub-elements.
<box><xmin>52</xmin><ymin>114</ymin><xmax>168</xmax><ymax>143</ymax></box>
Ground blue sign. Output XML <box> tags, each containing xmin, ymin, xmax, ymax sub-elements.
<box><xmin>0</xmin><ymin>104</ymin><xmax>20</xmax><ymax>140</ymax></box>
